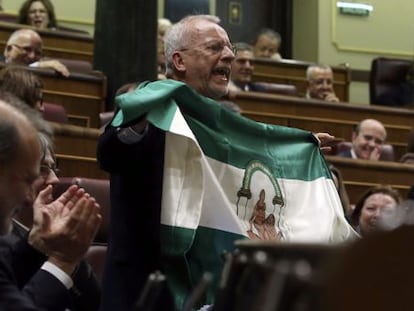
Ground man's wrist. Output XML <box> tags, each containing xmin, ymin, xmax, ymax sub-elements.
<box><xmin>47</xmin><ymin>255</ymin><xmax>78</xmax><ymax>276</ymax></box>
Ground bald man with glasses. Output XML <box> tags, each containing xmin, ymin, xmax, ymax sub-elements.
<box><xmin>3</xmin><ymin>28</ymin><xmax>69</xmax><ymax>77</ymax></box>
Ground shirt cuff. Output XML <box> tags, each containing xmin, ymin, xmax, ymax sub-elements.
<box><xmin>29</xmin><ymin>61</ymin><xmax>39</xmax><ymax>68</ymax></box>
<box><xmin>41</xmin><ymin>261</ymin><xmax>74</xmax><ymax>290</ymax></box>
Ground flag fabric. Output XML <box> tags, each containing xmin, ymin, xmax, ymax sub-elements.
<box><xmin>113</xmin><ymin>79</ymin><xmax>357</xmax><ymax>308</ymax></box>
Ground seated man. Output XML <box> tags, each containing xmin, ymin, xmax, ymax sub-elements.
<box><xmin>228</xmin><ymin>42</ymin><xmax>265</xmax><ymax>93</ymax></box>
<box><xmin>337</xmin><ymin>118</ymin><xmax>387</xmax><ymax>161</ymax></box>
<box><xmin>252</xmin><ymin>28</ymin><xmax>282</xmax><ymax>60</ymax></box>
<box><xmin>306</xmin><ymin>64</ymin><xmax>339</xmax><ymax>102</ymax></box>
<box><xmin>0</xmin><ymin>100</ymin><xmax>101</xmax><ymax>309</ymax></box>
<box><xmin>3</xmin><ymin>28</ymin><xmax>69</xmax><ymax>77</ymax></box>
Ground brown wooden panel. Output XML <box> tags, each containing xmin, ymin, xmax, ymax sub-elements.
<box><xmin>0</xmin><ymin>21</ymin><xmax>93</xmax><ymax>62</ymax></box>
<box><xmin>252</xmin><ymin>58</ymin><xmax>351</xmax><ymax>102</ymax></box>
<box><xmin>52</xmin><ymin>122</ymin><xmax>100</xmax><ymax>157</ymax></box>
<box><xmin>28</xmin><ymin>67</ymin><xmax>107</xmax><ymax>128</ymax></box>
<box><xmin>52</xmin><ymin>123</ymin><xmax>106</xmax><ymax>179</ymax></box>
<box><xmin>56</xmin><ymin>154</ymin><xmax>108</xmax><ymax>179</ymax></box>
<box><xmin>326</xmin><ymin>156</ymin><xmax>414</xmax><ymax>204</ymax></box>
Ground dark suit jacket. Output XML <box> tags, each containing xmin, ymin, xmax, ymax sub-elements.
<box><xmin>336</xmin><ymin>149</ymin><xmax>352</xmax><ymax>159</ymax></box>
<box><xmin>97</xmin><ymin>124</ymin><xmax>174</xmax><ymax>311</ymax></box>
<box><xmin>0</xmin><ymin>235</ymin><xmax>70</xmax><ymax>310</ymax></box>
<box><xmin>8</xmin><ymin>220</ymin><xmax>101</xmax><ymax>311</ymax></box>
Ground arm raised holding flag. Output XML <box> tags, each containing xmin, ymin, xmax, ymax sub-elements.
<box><xmin>97</xmin><ymin>14</ymin><xmax>356</xmax><ymax>311</ymax></box>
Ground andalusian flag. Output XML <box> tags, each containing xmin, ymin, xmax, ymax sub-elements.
<box><xmin>113</xmin><ymin>79</ymin><xmax>357</xmax><ymax>309</ymax></box>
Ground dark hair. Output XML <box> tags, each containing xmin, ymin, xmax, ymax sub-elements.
<box><xmin>0</xmin><ymin>66</ymin><xmax>43</xmax><ymax>109</ymax></box>
<box><xmin>18</xmin><ymin>0</ymin><xmax>57</xmax><ymax>29</ymax></box>
<box><xmin>350</xmin><ymin>185</ymin><xmax>402</xmax><ymax>227</ymax></box>
<box><xmin>233</xmin><ymin>42</ymin><xmax>253</xmax><ymax>54</ymax></box>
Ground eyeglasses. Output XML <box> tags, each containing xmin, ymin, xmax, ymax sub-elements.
<box><xmin>309</xmin><ymin>78</ymin><xmax>333</xmax><ymax>86</ymax></box>
<box><xmin>180</xmin><ymin>40</ymin><xmax>236</xmax><ymax>55</ymax></box>
<box><xmin>11</xmin><ymin>44</ymin><xmax>42</xmax><ymax>57</ymax></box>
<box><xmin>39</xmin><ymin>164</ymin><xmax>59</xmax><ymax>178</ymax></box>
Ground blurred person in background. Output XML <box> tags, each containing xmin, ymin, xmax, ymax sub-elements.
<box><xmin>252</xmin><ymin>28</ymin><xmax>282</xmax><ymax>60</ymax></box>
<box><xmin>350</xmin><ymin>185</ymin><xmax>402</xmax><ymax>236</ymax></box>
<box><xmin>306</xmin><ymin>64</ymin><xmax>339</xmax><ymax>102</ymax></box>
<box><xmin>18</xmin><ymin>0</ymin><xmax>57</xmax><ymax>30</ymax></box>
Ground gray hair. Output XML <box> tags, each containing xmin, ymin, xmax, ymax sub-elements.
<box><xmin>164</xmin><ymin>14</ymin><xmax>221</xmax><ymax>78</ymax></box>
<box><xmin>306</xmin><ymin>64</ymin><xmax>333</xmax><ymax>81</ymax></box>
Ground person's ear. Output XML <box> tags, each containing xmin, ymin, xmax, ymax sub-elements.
<box><xmin>4</xmin><ymin>44</ymin><xmax>12</xmax><ymax>57</ymax></box>
<box><xmin>351</xmin><ymin>131</ymin><xmax>357</xmax><ymax>142</ymax></box>
<box><xmin>172</xmin><ymin>51</ymin><xmax>186</xmax><ymax>73</ymax></box>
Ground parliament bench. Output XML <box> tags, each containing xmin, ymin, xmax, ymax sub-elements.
<box><xmin>22</xmin><ymin>66</ymin><xmax>107</xmax><ymax>128</ymax></box>
<box><xmin>0</xmin><ymin>21</ymin><xmax>93</xmax><ymax>62</ymax></box>
<box><xmin>252</xmin><ymin>58</ymin><xmax>351</xmax><ymax>102</ymax></box>
<box><xmin>326</xmin><ymin>156</ymin><xmax>414</xmax><ymax>204</ymax></box>
<box><xmin>234</xmin><ymin>92</ymin><xmax>413</xmax><ymax>160</ymax></box>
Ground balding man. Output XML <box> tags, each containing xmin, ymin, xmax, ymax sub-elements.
<box><xmin>338</xmin><ymin>119</ymin><xmax>387</xmax><ymax>160</ymax></box>
<box><xmin>3</xmin><ymin>28</ymin><xmax>69</xmax><ymax>77</ymax></box>
<box><xmin>0</xmin><ymin>100</ymin><xmax>101</xmax><ymax>309</ymax></box>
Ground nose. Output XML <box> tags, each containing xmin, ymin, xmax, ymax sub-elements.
<box><xmin>45</xmin><ymin>170</ymin><xmax>59</xmax><ymax>187</ymax></box>
<box><xmin>222</xmin><ymin>45</ymin><xmax>235</xmax><ymax>62</ymax></box>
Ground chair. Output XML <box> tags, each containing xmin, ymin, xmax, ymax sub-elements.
<box><xmin>335</xmin><ymin>141</ymin><xmax>395</xmax><ymax>161</ymax></box>
<box><xmin>53</xmin><ymin>177</ymin><xmax>110</xmax><ymax>243</ymax></box>
<box><xmin>84</xmin><ymin>244</ymin><xmax>107</xmax><ymax>283</ymax></box>
<box><xmin>53</xmin><ymin>58</ymin><xmax>93</xmax><ymax>74</ymax></box>
<box><xmin>251</xmin><ymin>82</ymin><xmax>298</xmax><ymax>96</ymax></box>
<box><xmin>369</xmin><ymin>57</ymin><xmax>413</xmax><ymax>106</ymax></box>
<box><xmin>43</xmin><ymin>102</ymin><xmax>69</xmax><ymax>123</ymax></box>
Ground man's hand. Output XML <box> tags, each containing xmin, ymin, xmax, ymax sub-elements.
<box><xmin>314</xmin><ymin>132</ymin><xmax>335</xmax><ymax>154</ymax></box>
<box><xmin>369</xmin><ymin>146</ymin><xmax>381</xmax><ymax>161</ymax></box>
<box><xmin>29</xmin><ymin>184</ymin><xmax>101</xmax><ymax>275</ymax></box>
<box><xmin>38</xmin><ymin>60</ymin><xmax>70</xmax><ymax>77</ymax></box>
<box><xmin>323</xmin><ymin>92</ymin><xmax>339</xmax><ymax>103</ymax></box>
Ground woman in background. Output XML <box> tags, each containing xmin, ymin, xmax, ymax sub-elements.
<box><xmin>350</xmin><ymin>185</ymin><xmax>402</xmax><ymax>237</ymax></box>
<box><xmin>18</xmin><ymin>0</ymin><xmax>57</xmax><ymax>30</ymax></box>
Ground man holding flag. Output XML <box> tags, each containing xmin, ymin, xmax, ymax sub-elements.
<box><xmin>97</xmin><ymin>14</ymin><xmax>356</xmax><ymax>311</ymax></box>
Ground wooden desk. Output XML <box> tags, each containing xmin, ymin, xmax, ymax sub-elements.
<box><xmin>0</xmin><ymin>21</ymin><xmax>93</xmax><ymax>63</ymax></box>
<box><xmin>252</xmin><ymin>58</ymin><xmax>351</xmax><ymax>102</ymax></box>
<box><xmin>234</xmin><ymin>92</ymin><xmax>413</xmax><ymax>160</ymax></box>
<box><xmin>326</xmin><ymin>156</ymin><xmax>414</xmax><ymax>204</ymax></box>
<box><xmin>52</xmin><ymin>122</ymin><xmax>107</xmax><ymax>179</ymax></box>
<box><xmin>28</xmin><ymin>67</ymin><xmax>107</xmax><ymax>128</ymax></box>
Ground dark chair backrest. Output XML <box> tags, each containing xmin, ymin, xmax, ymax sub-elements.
<box><xmin>53</xmin><ymin>177</ymin><xmax>110</xmax><ymax>243</ymax></box>
<box><xmin>251</xmin><ymin>82</ymin><xmax>298</xmax><ymax>96</ymax></box>
<box><xmin>53</xmin><ymin>58</ymin><xmax>93</xmax><ymax>74</ymax></box>
<box><xmin>335</xmin><ymin>141</ymin><xmax>395</xmax><ymax>162</ymax></box>
<box><xmin>43</xmin><ymin>102</ymin><xmax>69</xmax><ymax>123</ymax></box>
<box><xmin>369</xmin><ymin>57</ymin><xmax>413</xmax><ymax>106</ymax></box>
<box><xmin>84</xmin><ymin>244</ymin><xmax>107</xmax><ymax>284</ymax></box>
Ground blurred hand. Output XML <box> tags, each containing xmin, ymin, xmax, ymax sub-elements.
<box><xmin>369</xmin><ymin>146</ymin><xmax>381</xmax><ymax>161</ymax></box>
<box><xmin>323</xmin><ymin>92</ymin><xmax>339</xmax><ymax>103</ymax></box>
<box><xmin>38</xmin><ymin>60</ymin><xmax>70</xmax><ymax>77</ymax></box>
<box><xmin>315</xmin><ymin>132</ymin><xmax>335</xmax><ymax>154</ymax></box>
